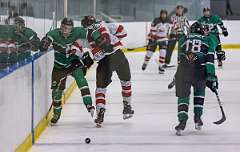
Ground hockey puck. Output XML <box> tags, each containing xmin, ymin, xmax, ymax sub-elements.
<box><xmin>85</xmin><ymin>138</ymin><xmax>91</xmax><ymax>144</ymax></box>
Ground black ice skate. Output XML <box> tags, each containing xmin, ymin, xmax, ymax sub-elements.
<box><xmin>95</xmin><ymin>108</ymin><xmax>105</xmax><ymax>128</ymax></box>
<box><xmin>50</xmin><ymin>113</ymin><xmax>61</xmax><ymax>125</ymax></box>
<box><xmin>168</xmin><ymin>78</ymin><xmax>175</xmax><ymax>89</ymax></box>
<box><xmin>158</xmin><ymin>66</ymin><xmax>165</xmax><ymax>74</ymax></box>
<box><xmin>194</xmin><ymin>116</ymin><xmax>203</xmax><ymax>130</ymax></box>
<box><xmin>123</xmin><ymin>101</ymin><xmax>134</xmax><ymax>120</ymax></box>
<box><xmin>86</xmin><ymin>105</ymin><xmax>95</xmax><ymax>117</ymax></box>
<box><xmin>50</xmin><ymin>107</ymin><xmax>62</xmax><ymax>125</ymax></box>
<box><xmin>163</xmin><ymin>64</ymin><xmax>175</xmax><ymax>69</ymax></box>
<box><xmin>142</xmin><ymin>63</ymin><xmax>147</xmax><ymax>71</ymax></box>
<box><xmin>175</xmin><ymin>121</ymin><xmax>187</xmax><ymax>136</ymax></box>
<box><xmin>218</xmin><ymin>60</ymin><xmax>223</xmax><ymax>68</ymax></box>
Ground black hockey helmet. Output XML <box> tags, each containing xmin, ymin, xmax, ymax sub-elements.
<box><xmin>176</xmin><ymin>5</ymin><xmax>184</xmax><ymax>9</ymax></box>
<box><xmin>14</xmin><ymin>17</ymin><xmax>25</xmax><ymax>32</ymax></box>
<box><xmin>160</xmin><ymin>9</ymin><xmax>168</xmax><ymax>15</ymax></box>
<box><xmin>60</xmin><ymin>17</ymin><xmax>74</xmax><ymax>37</ymax></box>
<box><xmin>14</xmin><ymin>17</ymin><xmax>25</xmax><ymax>27</ymax></box>
<box><xmin>203</xmin><ymin>7</ymin><xmax>211</xmax><ymax>12</ymax></box>
<box><xmin>61</xmin><ymin>17</ymin><xmax>74</xmax><ymax>26</ymax></box>
<box><xmin>81</xmin><ymin>16</ymin><xmax>96</xmax><ymax>28</ymax></box>
<box><xmin>190</xmin><ymin>22</ymin><xmax>203</xmax><ymax>34</ymax></box>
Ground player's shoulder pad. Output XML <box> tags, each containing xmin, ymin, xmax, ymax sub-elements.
<box><xmin>152</xmin><ymin>17</ymin><xmax>161</xmax><ymax>26</ymax></box>
<box><xmin>23</xmin><ymin>27</ymin><xmax>37</xmax><ymax>35</ymax></box>
<box><xmin>46</xmin><ymin>28</ymin><xmax>61</xmax><ymax>40</ymax></box>
<box><xmin>212</xmin><ymin>14</ymin><xmax>222</xmax><ymax>21</ymax></box>
<box><xmin>197</xmin><ymin>16</ymin><xmax>204</xmax><ymax>22</ymax></box>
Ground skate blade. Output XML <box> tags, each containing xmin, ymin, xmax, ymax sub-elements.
<box><xmin>50</xmin><ymin>122</ymin><xmax>58</xmax><ymax>126</ymax></box>
<box><xmin>96</xmin><ymin>123</ymin><xmax>102</xmax><ymax>128</ymax></box>
<box><xmin>123</xmin><ymin>114</ymin><xmax>133</xmax><ymax>120</ymax></box>
<box><xmin>90</xmin><ymin>111</ymin><xmax>94</xmax><ymax>118</ymax></box>
<box><xmin>158</xmin><ymin>71</ymin><xmax>164</xmax><ymax>74</ymax></box>
<box><xmin>176</xmin><ymin>130</ymin><xmax>182</xmax><ymax>136</ymax></box>
<box><xmin>195</xmin><ymin>124</ymin><xmax>202</xmax><ymax>131</ymax></box>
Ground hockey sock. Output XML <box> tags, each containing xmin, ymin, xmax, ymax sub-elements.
<box><xmin>72</xmin><ymin>68</ymin><xmax>92</xmax><ymax>106</ymax></box>
<box><xmin>177</xmin><ymin>97</ymin><xmax>190</xmax><ymax>122</ymax></box>
<box><xmin>52</xmin><ymin>89</ymin><xmax>63</xmax><ymax>115</ymax></box>
<box><xmin>194</xmin><ymin>90</ymin><xmax>205</xmax><ymax>117</ymax></box>
<box><xmin>143</xmin><ymin>51</ymin><xmax>154</xmax><ymax>65</ymax></box>
<box><xmin>120</xmin><ymin>80</ymin><xmax>132</xmax><ymax>104</ymax></box>
<box><xmin>95</xmin><ymin>88</ymin><xmax>107</xmax><ymax>109</ymax></box>
<box><xmin>159</xmin><ymin>49</ymin><xmax>166</xmax><ymax>67</ymax></box>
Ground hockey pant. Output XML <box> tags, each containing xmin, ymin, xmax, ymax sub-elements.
<box><xmin>143</xmin><ymin>40</ymin><xmax>167</xmax><ymax>67</ymax></box>
<box><xmin>95</xmin><ymin>49</ymin><xmax>132</xmax><ymax>110</ymax></box>
<box><xmin>175</xmin><ymin>64</ymin><xmax>206</xmax><ymax>122</ymax></box>
<box><xmin>51</xmin><ymin>67</ymin><xmax>92</xmax><ymax>115</ymax></box>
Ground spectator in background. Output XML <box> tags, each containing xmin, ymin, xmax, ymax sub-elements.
<box><xmin>13</xmin><ymin>17</ymin><xmax>40</xmax><ymax>61</ymax></box>
<box><xmin>0</xmin><ymin>24</ymin><xmax>17</xmax><ymax>70</ymax></box>
<box><xmin>0</xmin><ymin>17</ymin><xmax>40</xmax><ymax>71</ymax></box>
<box><xmin>5</xmin><ymin>9</ymin><xmax>19</xmax><ymax>25</ymax></box>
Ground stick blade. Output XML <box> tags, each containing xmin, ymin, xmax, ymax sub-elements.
<box><xmin>213</xmin><ymin>116</ymin><xmax>226</xmax><ymax>125</ymax></box>
<box><xmin>213</xmin><ymin>107</ymin><xmax>226</xmax><ymax>125</ymax></box>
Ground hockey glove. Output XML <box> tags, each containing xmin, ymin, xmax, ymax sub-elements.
<box><xmin>206</xmin><ymin>75</ymin><xmax>218</xmax><ymax>92</ymax></box>
<box><xmin>95</xmin><ymin>36</ymin><xmax>114</xmax><ymax>53</ymax></box>
<box><xmin>82</xmin><ymin>52</ymin><xmax>94</xmax><ymax>69</ymax></box>
<box><xmin>222</xmin><ymin>28</ymin><xmax>228</xmax><ymax>37</ymax></box>
<box><xmin>39</xmin><ymin>36</ymin><xmax>52</xmax><ymax>52</ymax></box>
<box><xmin>217</xmin><ymin>50</ymin><xmax>226</xmax><ymax>61</ymax></box>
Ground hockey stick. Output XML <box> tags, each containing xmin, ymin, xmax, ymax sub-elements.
<box><xmin>213</xmin><ymin>89</ymin><xmax>226</xmax><ymax>125</ymax></box>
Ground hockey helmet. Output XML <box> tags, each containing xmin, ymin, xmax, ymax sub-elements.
<box><xmin>61</xmin><ymin>17</ymin><xmax>74</xmax><ymax>26</ymax></box>
<box><xmin>14</xmin><ymin>17</ymin><xmax>25</xmax><ymax>32</ymax></box>
<box><xmin>60</xmin><ymin>17</ymin><xmax>74</xmax><ymax>37</ymax></box>
<box><xmin>81</xmin><ymin>16</ymin><xmax>96</xmax><ymax>28</ymax></box>
<box><xmin>190</xmin><ymin>22</ymin><xmax>204</xmax><ymax>34</ymax></box>
<box><xmin>160</xmin><ymin>9</ymin><xmax>168</xmax><ymax>15</ymax></box>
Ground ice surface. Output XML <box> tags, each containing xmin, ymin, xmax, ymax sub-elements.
<box><xmin>29</xmin><ymin>51</ymin><xmax>240</xmax><ymax>152</ymax></box>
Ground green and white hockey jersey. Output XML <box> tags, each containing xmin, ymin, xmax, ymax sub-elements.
<box><xmin>178</xmin><ymin>33</ymin><xmax>218</xmax><ymax>76</ymax></box>
<box><xmin>40</xmin><ymin>27</ymin><xmax>100</xmax><ymax>69</ymax></box>
<box><xmin>197</xmin><ymin>15</ymin><xmax>225</xmax><ymax>36</ymax></box>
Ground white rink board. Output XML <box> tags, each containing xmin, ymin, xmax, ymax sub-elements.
<box><xmin>0</xmin><ymin>64</ymin><xmax>32</xmax><ymax>152</ymax></box>
<box><xmin>33</xmin><ymin>51</ymin><xmax>54</xmax><ymax>128</ymax></box>
<box><xmin>30</xmin><ymin>50</ymin><xmax>240</xmax><ymax>152</ymax></box>
<box><xmin>0</xmin><ymin>51</ymin><xmax>75</xmax><ymax>151</ymax></box>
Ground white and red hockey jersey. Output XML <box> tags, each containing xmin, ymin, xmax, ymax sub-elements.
<box><xmin>106</xmin><ymin>23</ymin><xmax>127</xmax><ymax>40</ymax></box>
<box><xmin>71</xmin><ymin>21</ymin><xmax>127</xmax><ymax>61</ymax></box>
<box><xmin>148</xmin><ymin>17</ymin><xmax>171</xmax><ymax>41</ymax></box>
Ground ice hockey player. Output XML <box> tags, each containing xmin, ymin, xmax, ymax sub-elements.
<box><xmin>13</xmin><ymin>17</ymin><xmax>40</xmax><ymax>60</ymax></box>
<box><xmin>165</xmin><ymin>5</ymin><xmax>190</xmax><ymax>67</ymax></box>
<box><xmin>197</xmin><ymin>7</ymin><xmax>228</xmax><ymax>67</ymax></box>
<box><xmin>39</xmin><ymin>17</ymin><xmax>95</xmax><ymax>124</ymax></box>
<box><xmin>0</xmin><ymin>17</ymin><xmax>40</xmax><ymax>70</ymax></box>
<box><xmin>81</xmin><ymin>16</ymin><xmax>134</xmax><ymax>127</ymax></box>
<box><xmin>141</xmin><ymin>9</ymin><xmax>171</xmax><ymax>74</ymax></box>
<box><xmin>174</xmin><ymin>22</ymin><xmax>218</xmax><ymax>136</ymax></box>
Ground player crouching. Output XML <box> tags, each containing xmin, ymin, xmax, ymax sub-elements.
<box><xmin>174</xmin><ymin>22</ymin><xmax>218</xmax><ymax>136</ymax></box>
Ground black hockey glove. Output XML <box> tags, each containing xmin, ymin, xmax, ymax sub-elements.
<box><xmin>39</xmin><ymin>36</ymin><xmax>52</xmax><ymax>52</ymax></box>
<box><xmin>67</xmin><ymin>59</ymin><xmax>84</xmax><ymax>73</ymax></box>
<box><xmin>222</xmin><ymin>28</ymin><xmax>228</xmax><ymax>37</ymax></box>
<box><xmin>217</xmin><ymin>50</ymin><xmax>226</xmax><ymax>61</ymax></box>
<box><xmin>95</xmin><ymin>36</ymin><xmax>114</xmax><ymax>53</ymax></box>
<box><xmin>206</xmin><ymin>75</ymin><xmax>218</xmax><ymax>92</ymax></box>
<box><xmin>82</xmin><ymin>52</ymin><xmax>94</xmax><ymax>69</ymax></box>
